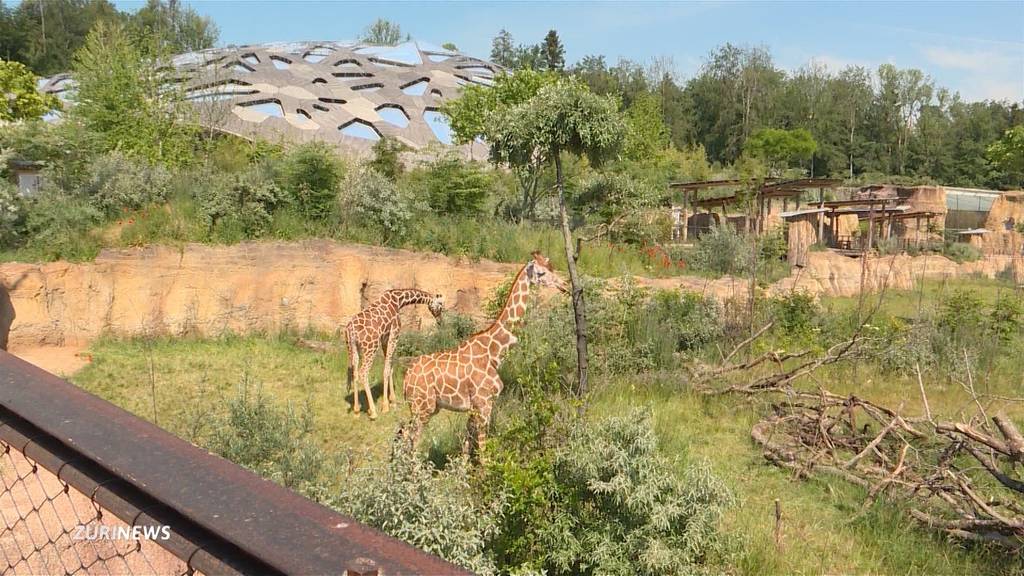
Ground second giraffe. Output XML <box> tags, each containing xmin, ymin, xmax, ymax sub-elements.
<box><xmin>344</xmin><ymin>289</ymin><xmax>445</xmax><ymax>419</ymax></box>
<box><xmin>401</xmin><ymin>251</ymin><xmax>568</xmax><ymax>456</ymax></box>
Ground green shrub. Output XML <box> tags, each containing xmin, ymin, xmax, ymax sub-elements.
<box><xmin>0</xmin><ymin>182</ymin><xmax>25</xmax><ymax>247</ymax></box>
<box><xmin>82</xmin><ymin>152</ymin><xmax>173</xmax><ymax>216</ymax></box>
<box><xmin>340</xmin><ymin>166</ymin><xmax>418</xmax><ymax>242</ymax></box>
<box><xmin>988</xmin><ymin>293</ymin><xmax>1023</xmax><ymax>344</ymax></box>
<box><xmin>769</xmin><ymin>291</ymin><xmax>821</xmax><ymax>342</ymax></box>
<box><xmin>198</xmin><ymin>167</ymin><xmax>284</xmax><ymax>239</ymax></box>
<box><xmin>642</xmin><ymin>290</ymin><xmax>722</xmax><ymax>355</ymax></box>
<box><xmin>489</xmin><ymin>409</ymin><xmax>731</xmax><ymax>576</ymax></box>
<box><xmin>936</xmin><ymin>288</ymin><xmax>985</xmax><ymax>344</ymax></box>
<box><xmin>691</xmin><ymin>225</ymin><xmax>752</xmax><ymax>276</ymax></box>
<box><xmin>415</xmin><ymin>154</ymin><xmax>491</xmax><ymax>216</ymax></box>
<box><xmin>332</xmin><ymin>446</ymin><xmax>500</xmax><ymax>575</ymax></box>
<box><xmin>22</xmin><ymin>188</ymin><xmax>103</xmax><ymax>260</ymax></box>
<box><xmin>367</xmin><ymin>136</ymin><xmax>407</xmax><ymax>181</ymax></box>
<box><xmin>942</xmin><ymin>242</ymin><xmax>982</xmax><ymax>263</ymax></box>
<box><xmin>205</xmin><ymin>378</ymin><xmax>331</xmax><ymax>500</ymax></box>
<box><xmin>396</xmin><ymin>312</ymin><xmax>478</xmax><ymax>358</ymax></box>
<box><xmin>280</xmin><ymin>142</ymin><xmax>345</xmax><ymax>219</ymax></box>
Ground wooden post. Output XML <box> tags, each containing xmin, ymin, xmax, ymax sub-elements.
<box><xmin>681</xmin><ymin>192</ymin><xmax>689</xmax><ymax>243</ymax></box>
<box><xmin>774</xmin><ymin>499</ymin><xmax>783</xmax><ymax>550</ymax></box>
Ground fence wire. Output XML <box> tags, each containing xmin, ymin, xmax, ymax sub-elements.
<box><xmin>0</xmin><ymin>440</ymin><xmax>193</xmax><ymax>576</ymax></box>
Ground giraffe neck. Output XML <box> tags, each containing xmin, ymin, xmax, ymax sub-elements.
<box><xmin>388</xmin><ymin>289</ymin><xmax>435</xmax><ymax>309</ymax></box>
<box><xmin>479</xmin><ymin>264</ymin><xmax>533</xmax><ymax>364</ymax></box>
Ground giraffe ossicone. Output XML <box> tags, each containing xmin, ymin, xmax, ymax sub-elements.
<box><xmin>401</xmin><ymin>251</ymin><xmax>568</xmax><ymax>457</ymax></box>
<box><xmin>344</xmin><ymin>288</ymin><xmax>445</xmax><ymax>420</ymax></box>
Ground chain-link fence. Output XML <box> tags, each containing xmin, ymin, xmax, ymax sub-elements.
<box><xmin>1</xmin><ymin>439</ymin><xmax>191</xmax><ymax>575</ymax></box>
<box><xmin>0</xmin><ymin>351</ymin><xmax>470</xmax><ymax>576</ymax></box>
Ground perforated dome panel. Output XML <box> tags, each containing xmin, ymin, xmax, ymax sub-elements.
<box><xmin>40</xmin><ymin>41</ymin><xmax>500</xmax><ymax>154</ymax></box>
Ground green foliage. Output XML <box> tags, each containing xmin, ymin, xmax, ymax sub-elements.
<box><xmin>0</xmin><ymin>181</ymin><xmax>25</xmax><ymax>246</ymax></box>
<box><xmin>333</xmin><ymin>446</ymin><xmax>500</xmax><ymax>575</ymax></box>
<box><xmin>442</xmin><ymin>69</ymin><xmax>558</xmax><ymax>146</ymax></box>
<box><xmin>691</xmin><ymin>225</ymin><xmax>751</xmax><ymax>276</ymax></box>
<box><xmin>486</xmin><ymin>77</ymin><xmax>626</xmax><ymax>169</ymax></box>
<box><xmin>623</xmin><ymin>91</ymin><xmax>670</xmax><ymax>161</ymax></box>
<box><xmin>71</xmin><ymin>20</ymin><xmax>197</xmax><ymax>165</ymax></box>
<box><xmin>198</xmin><ymin>168</ymin><xmax>284</xmax><ymax>239</ymax></box>
<box><xmin>20</xmin><ymin>188</ymin><xmax>102</xmax><ymax>260</ymax></box>
<box><xmin>0</xmin><ymin>59</ymin><xmax>58</xmax><ymax>121</ymax></box>
<box><xmin>360</xmin><ymin>18</ymin><xmax>406</xmax><ymax>45</ymax></box>
<box><xmin>987</xmin><ymin>293</ymin><xmax>1023</xmax><ymax>344</ymax></box>
<box><xmin>340</xmin><ymin>166</ymin><xmax>418</xmax><ymax>242</ymax></box>
<box><xmin>413</xmin><ymin>155</ymin><xmax>492</xmax><ymax>215</ymax></box>
<box><xmin>395</xmin><ymin>312</ymin><xmax>478</xmax><ymax>358</ymax></box>
<box><xmin>942</xmin><ymin>242</ymin><xmax>982</xmax><ymax>263</ymax></box>
<box><xmin>280</xmin><ymin>142</ymin><xmax>345</xmax><ymax>219</ymax></box>
<box><xmin>541</xmin><ymin>30</ymin><xmax>565</xmax><ymax>72</ymax></box>
<box><xmin>770</xmin><ymin>292</ymin><xmax>821</xmax><ymax>342</ymax></box>
<box><xmin>490</xmin><ymin>409</ymin><xmax>732</xmax><ymax>576</ymax></box>
<box><xmin>367</xmin><ymin>137</ymin><xmax>407</xmax><ymax>181</ymax></box>
<box><xmin>82</xmin><ymin>152</ymin><xmax>173</xmax><ymax>216</ymax></box>
<box><xmin>129</xmin><ymin>0</ymin><xmax>218</xmax><ymax>54</ymax></box>
<box><xmin>744</xmin><ymin>128</ymin><xmax>817</xmax><ymax>175</ymax></box>
<box><xmin>986</xmin><ymin>125</ymin><xmax>1024</xmax><ymax>179</ymax></box>
<box><xmin>205</xmin><ymin>379</ymin><xmax>330</xmax><ymax>499</ymax></box>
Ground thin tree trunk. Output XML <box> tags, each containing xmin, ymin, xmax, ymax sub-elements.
<box><xmin>555</xmin><ymin>152</ymin><xmax>588</xmax><ymax>400</ymax></box>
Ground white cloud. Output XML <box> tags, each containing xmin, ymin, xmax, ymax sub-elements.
<box><xmin>919</xmin><ymin>44</ymin><xmax>1023</xmax><ymax>102</ymax></box>
<box><xmin>920</xmin><ymin>45</ymin><xmax>1015</xmax><ymax>72</ymax></box>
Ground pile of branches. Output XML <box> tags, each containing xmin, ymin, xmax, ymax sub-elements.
<box><xmin>694</xmin><ymin>330</ymin><xmax>1024</xmax><ymax>548</ymax></box>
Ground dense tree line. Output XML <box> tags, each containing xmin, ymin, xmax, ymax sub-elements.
<box><xmin>496</xmin><ymin>31</ymin><xmax>1023</xmax><ymax>188</ymax></box>
<box><xmin>0</xmin><ymin>0</ymin><xmax>217</xmax><ymax>76</ymax></box>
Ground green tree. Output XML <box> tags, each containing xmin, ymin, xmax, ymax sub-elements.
<box><xmin>420</xmin><ymin>155</ymin><xmax>491</xmax><ymax>215</ymax></box>
<box><xmin>490</xmin><ymin>29</ymin><xmax>515</xmax><ymax>68</ymax></box>
<box><xmin>360</xmin><ymin>18</ymin><xmax>406</xmax><ymax>46</ymax></box>
<box><xmin>1</xmin><ymin>0</ymin><xmax>124</xmax><ymax>76</ymax></box>
<box><xmin>71</xmin><ymin>19</ymin><xmax>196</xmax><ymax>165</ymax></box>
<box><xmin>129</xmin><ymin>0</ymin><xmax>218</xmax><ymax>54</ymax></box>
<box><xmin>623</xmin><ymin>91</ymin><xmax>669</xmax><ymax>160</ymax></box>
<box><xmin>743</xmin><ymin>128</ymin><xmax>817</xmax><ymax>176</ymax></box>
<box><xmin>542</xmin><ymin>29</ymin><xmax>565</xmax><ymax>72</ymax></box>
<box><xmin>487</xmin><ymin>78</ymin><xmax>626</xmax><ymax>397</ymax></box>
<box><xmin>0</xmin><ymin>59</ymin><xmax>58</xmax><ymax>121</ymax></box>
<box><xmin>987</xmin><ymin>125</ymin><xmax>1024</xmax><ymax>185</ymax></box>
<box><xmin>441</xmin><ymin>42</ymin><xmax>457</xmax><ymax>51</ymax></box>
<box><xmin>441</xmin><ymin>69</ymin><xmax>558</xmax><ymax>219</ymax></box>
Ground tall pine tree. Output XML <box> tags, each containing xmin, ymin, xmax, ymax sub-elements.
<box><xmin>542</xmin><ymin>29</ymin><xmax>565</xmax><ymax>72</ymax></box>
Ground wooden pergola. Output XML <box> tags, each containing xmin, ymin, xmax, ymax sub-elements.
<box><xmin>667</xmin><ymin>178</ymin><xmax>842</xmax><ymax>241</ymax></box>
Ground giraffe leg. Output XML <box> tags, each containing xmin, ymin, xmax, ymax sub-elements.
<box><xmin>467</xmin><ymin>400</ymin><xmax>493</xmax><ymax>463</ymax></box>
<box><xmin>357</xmin><ymin>343</ymin><xmax>379</xmax><ymax>420</ymax></box>
<box><xmin>345</xmin><ymin>331</ymin><xmax>361</xmax><ymax>415</ymax></box>
<box><xmin>380</xmin><ymin>329</ymin><xmax>400</xmax><ymax>414</ymax></box>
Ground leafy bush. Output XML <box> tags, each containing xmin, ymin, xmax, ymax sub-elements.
<box><xmin>0</xmin><ymin>182</ymin><xmax>25</xmax><ymax>247</ymax></box>
<box><xmin>205</xmin><ymin>378</ymin><xmax>331</xmax><ymax>500</ymax></box>
<box><xmin>280</xmin><ymin>142</ymin><xmax>344</xmax><ymax>219</ymax></box>
<box><xmin>367</xmin><ymin>136</ymin><xmax>407</xmax><ymax>181</ymax></box>
<box><xmin>936</xmin><ymin>288</ymin><xmax>985</xmax><ymax>344</ymax></box>
<box><xmin>769</xmin><ymin>292</ymin><xmax>821</xmax><ymax>342</ymax></box>
<box><xmin>21</xmin><ymin>188</ymin><xmax>103</xmax><ymax>260</ymax></box>
<box><xmin>988</xmin><ymin>293</ymin><xmax>1023</xmax><ymax>344</ymax></box>
<box><xmin>414</xmin><ymin>155</ymin><xmax>492</xmax><ymax>216</ymax></box>
<box><xmin>340</xmin><ymin>166</ymin><xmax>418</xmax><ymax>242</ymax></box>
<box><xmin>489</xmin><ymin>409</ymin><xmax>731</xmax><ymax>576</ymax></box>
<box><xmin>332</xmin><ymin>446</ymin><xmax>501</xmax><ymax>575</ymax></box>
<box><xmin>691</xmin><ymin>225</ymin><xmax>752</xmax><ymax>276</ymax></box>
<box><xmin>82</xmin><ymin>152</ymin><xmax>173</xmax><ymax>216</ymax></box>
<box><xmin>396</xmin><ymin>312</ymin><xmax>478</xmax><ymax>358</ymax></box>
<box><xmin>198</xmin><ymin>167</ymin><xmax>284</xmax><ymax>239</ymax></box>
<box><xmin>942</xmin><ymin>242</ymin><xmax>982</xmax><ymax>263</ymax></box>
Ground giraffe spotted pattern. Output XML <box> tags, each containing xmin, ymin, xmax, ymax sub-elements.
<box><xmin>401</xmin><ymin>252</ymin><xmax>567</xmax><ymax>456</ymax></box>
<box><xmin>344</xmin><ymin>289</ymin><xmax>444</xmax><ymax>419</ymax></box>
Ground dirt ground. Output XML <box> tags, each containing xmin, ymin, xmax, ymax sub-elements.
<box><xmin>7</xmin><ymin>345</ymin><xmax>91</xmax><ymax>377</ymax></box>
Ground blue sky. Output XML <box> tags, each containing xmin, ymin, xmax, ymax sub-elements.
<box><xmin>113</xmin><ymin>1</ymin><xmax>1023</xmax><ymax>102</ymax></box>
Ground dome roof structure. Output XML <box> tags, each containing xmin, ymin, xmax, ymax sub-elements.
<box><xmin>40</xmin><ymin>41</ymin><xmax>500</xmax><ymax>155</ymax></box>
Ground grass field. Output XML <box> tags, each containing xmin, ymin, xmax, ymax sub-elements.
<box><xmin>70</xmin><ymin>277</ymin><xmax>1023</xmax><ymax>574</ymax></box>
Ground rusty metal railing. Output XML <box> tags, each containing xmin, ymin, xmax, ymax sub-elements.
<box><xmin>0</xmin><ymin>351</ymin><xmax>471</xmax><ymax>576</ymax></box>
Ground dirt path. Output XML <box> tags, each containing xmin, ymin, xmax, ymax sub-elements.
<box><xmin>7</xmin><ymin>345</ymin><xmax>91</xmax><ymax>377</ymax></box>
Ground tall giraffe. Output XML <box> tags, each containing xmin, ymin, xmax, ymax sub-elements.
<box><xmin>401</xmin><ymin>252</ymin><xmax>567</xmax><ymax>455</ymax></box>
<box><xmin>344</xmin><ymin>289</ymin><xmax>444</xmax><ymax>419</ymax></box>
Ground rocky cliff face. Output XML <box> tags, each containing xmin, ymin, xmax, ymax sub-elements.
<box><xmin>2</xmin><ymin>241</ymin><xmax>1021</xmax><ymax>349</ymax></box>
<box><xmin>0</xmin><ymin>241</ymin><xmax>516</xmax><ymax>348</ymax></box>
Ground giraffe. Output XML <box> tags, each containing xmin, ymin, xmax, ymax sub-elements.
<box><xmin>400</xmin><ymin>251</ymin><xmax>567</xmax><ymax>457</ymax></box>
<box><xmin>344</xmin><ymin>289</ymin><xmax>444</xmax><ymax>419</ymax></box>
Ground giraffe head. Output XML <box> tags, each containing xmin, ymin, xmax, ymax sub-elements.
<box><xmin>527</xmin><ymin>251</ymin><xmax>569</xmax><ymax>293</ymax></box>
<box><xmin>427</xmin><ymin>293</ymin><xmax>445</xmax><ymax>318</ymax></box>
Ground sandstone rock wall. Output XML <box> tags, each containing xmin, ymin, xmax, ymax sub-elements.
<box><xmin>0</xmin><ymin>241</ymin><xmax>517</xmax><ymax>348</ymax></box>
